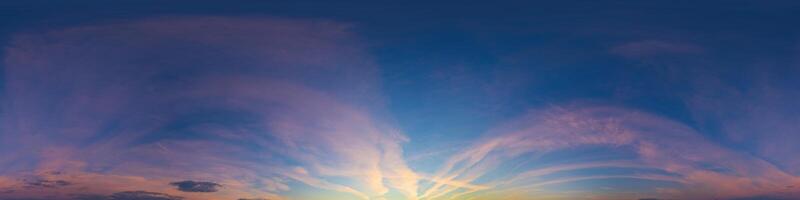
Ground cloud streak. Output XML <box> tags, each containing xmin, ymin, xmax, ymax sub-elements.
<box><xmin>419</xmin><ymin>106</ymin><xmax>800</xmax><ymax>200</ymax></box>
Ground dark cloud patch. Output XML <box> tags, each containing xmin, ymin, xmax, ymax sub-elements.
<box><xmin>23</xmin><ymin>179</ymin><xmax>71</xmax><ymax>188</ymax></box>
<box><xmin>169</xmin><ymin>180</ymin><xmax>221</xmax><ymax>192</ymax></box>
<box><xmin>109</xmin><ymin>191</ymin><xmax>183</xmax><ymax>200</ymax></box>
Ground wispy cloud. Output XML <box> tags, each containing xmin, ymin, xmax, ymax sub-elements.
<box><xmin>419</xmin><ymin>106</ymin><xmax>800</xmax><ymax>200</ymax></box>
<box><xmin>0</xmin><ymin>16</ymin><xmax>414</xmax><ymax>200</ymax></box>
<box><xmin>108</xmin><ymin>191</ymin><xmax>185</xmax><ymax>200</ymax></box>
<box><xmin>686</xmin><ymin>69</ymin><xmax>800</xmax><ymax>176</ymax></box>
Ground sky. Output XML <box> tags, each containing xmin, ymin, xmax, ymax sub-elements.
<box><xmin>1</xmin><ymin>1</ymin><xmax>800</xmax><ymax>200</ymax></box>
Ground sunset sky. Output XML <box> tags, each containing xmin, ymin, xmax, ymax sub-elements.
<box><xmin>1</xmin><ymin>1</ymin><xmax>800</xmax><ymax>200</ymax></box>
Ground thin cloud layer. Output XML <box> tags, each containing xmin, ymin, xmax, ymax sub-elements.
<box><xmin>109</xmin><ymin>191</ymin><xmax>185</xmax><ymax>200</ymax></box>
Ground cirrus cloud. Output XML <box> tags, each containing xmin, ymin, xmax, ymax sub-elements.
<box><xmin>0</xmin><ymin>16</ymin><xmax>414</xmax><ymax>200</ymax></box>
<box><xmin>418</xmin><ymin>105</ymin><xmax>800</xmax><ymax>200</ymax></box>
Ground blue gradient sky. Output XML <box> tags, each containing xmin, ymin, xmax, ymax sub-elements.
<box><xmin>1</xmin><ymin>1</ymin><xmax>800</xmax><ymax>200</ymax></box>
